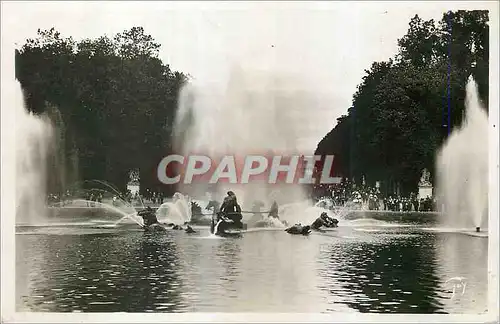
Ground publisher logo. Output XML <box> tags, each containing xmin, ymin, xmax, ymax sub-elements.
<box><xmin>157</xmin><ymin>154</ymin><xmax>341</xmax><ymax>185</ymax></box>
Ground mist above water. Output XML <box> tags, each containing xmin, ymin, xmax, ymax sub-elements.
<box><xmin>15</xmin><ymin>79</ymin><xmax>54</xmax><ymax>225</ymax></box>
<box><xmin>436</xmin><ymin>77</ymin><xmax>489</xmax><ymax>230</ymax></box>
<box><xmin>174</xmin><ymin>66</ymin><xmax>318</xmax><ymax>212</ymax></box>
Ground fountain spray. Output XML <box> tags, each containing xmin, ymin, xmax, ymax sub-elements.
<box><xmin>173</xmin><ymin>66</ymin><xmax>317</xmax><ymax>221</ymax></box>
<box><xmin>15</xmin><ymin>79</ymin><xmax>54</xmax><ymax>225</ymax></box>
<box><xmin>436</xmin><ymin>76</ymin><xmax>489</xmax><ymax>232</ymax></box>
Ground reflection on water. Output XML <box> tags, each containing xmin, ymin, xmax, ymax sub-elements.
<box><xmin>16</xmin><ymin>223</ymin><xmax>488</xmax><ymax>313</ymax></box>
<box><xmin>318</xmin><ymin>232</ymin><xmax>444</xmax><ymax>313</ymax></box>
<box><xmin>435</xmin><ymin>232</ymin><xmax>488</xmax><ymax>314</ymax></box>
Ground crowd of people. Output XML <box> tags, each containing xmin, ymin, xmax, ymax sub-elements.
<box><xmin>46</xmin><ymin>187</ymin><xmax>173</xmax><ymax>208</ymax></box>
<box><xmin>141</xmin><ymin>190</ymin><xmax>166</xmax><ymax>205</ymax></box>
<box><xmin>312</xmin><ymin>180</ymin><xmax>438</xmax><ymax>212</ymax></box>
<box><xmin>47</xmin><ymin>192</ymin><xmax>68</xmax><ymax>205</ymax></box>
<box><xmin>46</xmin><ymin>189</ymin><xmax>102</xmax><ymax>207</ymax></box>
<box><xmin>110</xmin><ymin>189</ymin><xmax>165</xmax><ymax>207</ymax></box>
<box><xmin>383</xmin><ymin>195</ymin><xmax>436</xmax><ymax>212</ymax></box>
<box><xmin>46</xmin><ymin>179</ymin><xmax>439</xmax><ymax>213</ymax></box>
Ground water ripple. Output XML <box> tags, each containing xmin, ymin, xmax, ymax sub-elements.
<box><xmin>15</xmin><ymin>225</ymin><xmax>487</xmax><ymax>313</ymax></box>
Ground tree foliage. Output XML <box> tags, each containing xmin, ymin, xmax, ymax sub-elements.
<box><xmin>315</xmin><ymin>10</ymin><xmax>489</xmax><ymax>195</ymax></box>
<box><xmin>16</xmin><ymin>27</ymin><xmax>188</xmax><ymax>194</ymax></box>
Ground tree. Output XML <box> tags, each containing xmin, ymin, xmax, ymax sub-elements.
<box><xmin>16</xmin><ymin>27</ymin><xmax>188</xmax><ymax>195</ymax></box>
<box><xmin>397</xmin><ymin>15</ymin><xmax>440</xmax><ymax>68</ymax></box>
<box><xmin>314</xmin><ymin>10</ymin><xmax>489</xmax><ymax>195</ymax></box>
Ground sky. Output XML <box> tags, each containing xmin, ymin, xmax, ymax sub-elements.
<box><xmin>2</xmin><ymin>1</ymin><xmax>496</xmax><ymax>152</ymax></box>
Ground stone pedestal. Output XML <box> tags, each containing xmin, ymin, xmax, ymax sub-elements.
<box><xmin>127</xmin><ymin>169</ymin><xmax>140</xmax><ymax>196</ymax></box>
<box><xmin>417</xmin><ymin>168</ymin><xmax>433</xmax><ymax>200</ymax></box>
<box><xmin>418</xmin><ymin>185</ymin><xmax>433</xmax><ymax>200</ymax></box>
<box><xmin>127</xmin><ymin>181</ymin><xmax>140</xmax><ymax>195</ymax></box>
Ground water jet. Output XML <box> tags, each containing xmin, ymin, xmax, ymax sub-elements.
<box><xmin>173</xmin><ymin>66</ymin><xmax>324</xmax><ymax>222</ymax></box>
<box><xmin>436</xmin><ymin>76</ymin><xmax>489</xmax><ymax>233</ymax></box>
<box><xmin>15</xmin><ymin>79</ymin><xmax>54</xmax><ymax>225</ymax></box>
<box><xmin>156</xmin><ymin>192</ymin><xmax>192</xmax><ymax>224</ymax></box>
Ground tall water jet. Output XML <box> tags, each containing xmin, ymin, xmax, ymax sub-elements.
<box><xmin>15</xmin><ymin>80</ymin><xmax>54</xmax><ymax>225</ymax></box>
<box><xmin>173</xmin><ymin>66</ymin><xmax>318</xmax><ymax>218</ymax></box>
<box><xmin>436</xmin><ymin>77</ymin><xmax>489</xmax><ymax>231</ymax></box>
<box><xmin>43</xmin><ymin>103</ymin><xmax>79</xmax><ymax>199</ymax></box>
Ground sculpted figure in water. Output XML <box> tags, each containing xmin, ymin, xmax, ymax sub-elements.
<box><xmin>206</xmin><ymin>199</ymin><xmax>220</xmax><ymax>217</ymax></box>
<box><xmin>138</xmin><ymin>206</ymin><xmax>167</xmax><ymax>233</ymax></box>
<box><xmin>311</xmin><ymin>212</ymin><xmax>339</xmax><ymax>230</ymax></box>
<box><xmin>286</xmin><ymin>212</ymin><xmax>339</xmax><ymax>235</ymax></box>
<box><xmin>138</xmin><ymin>206</ymin><xmax>159</xmax><ymax>227</ymax></box>
<box><xmin>210</xmin><ymin>191</ymin><xmax>246</xmax><ymax>236</ymax></box>
<box><xmin>185</xmin><ymin>225</ymin><xmax>196</xmax><ymax>233</ymax></box>
<box><xmin>268</xmin><ymin>201</ymin><xmax>279</xmax><ymax>219</ymax></box>
<box><xmin>285</xmin><ymin>224</ymin><xmax>311</xmax><ymax>235</ymax></box>
<box><xmin>219</xmin><ymin>191</ymin><xmax>243</xmax><ymax>228</ymax></box>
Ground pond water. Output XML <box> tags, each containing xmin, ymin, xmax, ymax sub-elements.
<box><xmin>15</xmin><ymin>216</ymin><xmax>488</xmax><ymax>314</ymax></box>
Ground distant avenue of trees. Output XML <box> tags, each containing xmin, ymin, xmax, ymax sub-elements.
<box><xmin>314</xmin><ymin>10</ymin><xmax>489</xmax><ymax>195</ymax></box>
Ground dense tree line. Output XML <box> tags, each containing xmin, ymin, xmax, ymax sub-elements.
<box><xmin>314</xmin><ymin>10</ymin><xmax>489</xmax><ymax>196</ymax></box>
<box><xmin>16</xmin><ymin>27</ymin><xmax>188</xmax><ymax>195</ymax></box>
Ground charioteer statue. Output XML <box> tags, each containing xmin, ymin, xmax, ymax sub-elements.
<box><xmin>211</xmin><ymin>191</ymin><xmax>246</xmax><ymax>235</ymax></box>
<box><xmin>219</xmin><ymin>191</ymin><xmax>243</xmax><ymax>228</ymax></box>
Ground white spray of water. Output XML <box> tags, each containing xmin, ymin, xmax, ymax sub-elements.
<box><xmin>156</xmin><ymin>192</ymin><xmax>192</xmax><ymax>224</ymax></box>
<box><xmin>15</xmin><ymin>80</ymin><xmax>54</xmax><ymax>225</ymax></box>
<box><xmin>173</xmin><ymin>66</ymin><xmax>320</xmax><ymax>221</ymax></box>
<box><xmin>436</xmin><ymin>77</ymin><xmax>489</xmax><ymax>230</ymax></box>
<box><xmin>213</xmin><ymin>219</ymin><xmax>224</xmax><ymax>235</ymax></box>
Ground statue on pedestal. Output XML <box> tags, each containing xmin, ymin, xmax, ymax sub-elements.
<box><xmin>129</xmin><ymin>169</ymin><xmax>140</xmax><ymax>184</ymax></box>
<box><xmin>419</xmin><ymin>169</ymin><xmax>432</xmax><ymax>187</ymax></box>
<box><xmin>127</xmin><ymin>169</ymin><xmax>140</xmax><ymax>197</ymax></box>
<box><xmin>418</xmin><ymin>168</ymin><xmax>433</xmax><ymax>200</ymax></box>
